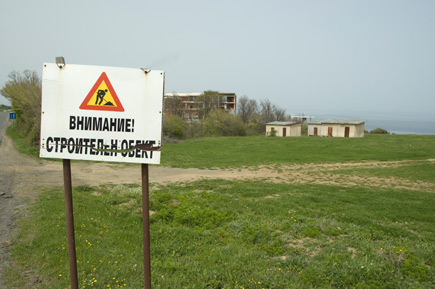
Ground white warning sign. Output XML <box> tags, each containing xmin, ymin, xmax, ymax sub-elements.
<box><xmin>40</xmin><ymin>63</ymin><xmax>164</xmax><ymax>164</ymax></box>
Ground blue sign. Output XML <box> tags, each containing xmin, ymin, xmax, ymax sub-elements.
<box><xmin>9</xmin><ymin>112</ymin><xmax>16</xmax><ymax>120</ymax></box>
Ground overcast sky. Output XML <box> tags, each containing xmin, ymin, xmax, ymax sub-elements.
<box><xmin>1</xmin><ymin>0</ymin><xmax>434</xmax><ymax>116</ymax></box>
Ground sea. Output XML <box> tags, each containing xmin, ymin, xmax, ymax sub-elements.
<box><xmin>294</xmin><ymin>110</ymin><xmax>435</xmax><ymax>135</ymax></box>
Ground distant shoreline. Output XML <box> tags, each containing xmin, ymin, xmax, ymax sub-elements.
<box><xmin>300</xmin><ymin>110</ymin><xmax>435</xmax><ymax>135</ymax></box>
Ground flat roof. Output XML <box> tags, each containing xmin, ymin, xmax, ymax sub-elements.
<box><xmin>164</xmin><ymin>92</ymin><xmax>202</xmax><ymax>97</ymax></box>
<box><xmin>308</xmin><ymin>120</ymin><xmax>322</xmax><ymax>125</ymax></box>
<box><xmin>266</xmin><ymin>121</ymin><xmax>301</xmax><ymax>126</ymax></box>
<box><xmin>316</xmin><ymin>119</ymin><xmax>365</xmax><ymax>125</ymax></box>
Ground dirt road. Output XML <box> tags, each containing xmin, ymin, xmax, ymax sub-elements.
<box><xmin>0</xmin><ymin>133</ymin><xmax>226</xmax><ymax>288</ymax></box>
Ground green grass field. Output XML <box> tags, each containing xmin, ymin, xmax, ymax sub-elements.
<box><xmin>5</xmin><ymin>135</ymin><xmax>435</xmax><ymax>288</ymax></box>
<box><xmin>161</xmin><ymin>135</ymin><xmax>435</xmax><ymax>168</ymax></box>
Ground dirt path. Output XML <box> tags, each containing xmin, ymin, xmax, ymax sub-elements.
<box><xmin>1</xmin><ymin>132</ymin><xmax>434</xmax><ymax>288</ymax></box>
<box><xmin>0</xmin><ymin>135</ymin><xmax>242</xmax><ymax>288</ymax></box>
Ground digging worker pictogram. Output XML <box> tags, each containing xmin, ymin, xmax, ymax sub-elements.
<box><xmin>96</xmin><ymin>89</ymin><xmax>108</xmax><ymax>105</ymax></box>
<box><xmin>80</xmin><ymin>72</ymin><xmax>124</xmax><ymax>111</ymax></box>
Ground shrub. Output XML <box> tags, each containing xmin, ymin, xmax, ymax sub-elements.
<box><xmin>184</xmin><ymin>120</ymin><xmax>202</xmax><ymax>138</ymax></box>
<box><xmin>267</xmin><ymin>128</ymin><xmax>277</xmax><ymax>137</ymax></box>
<box><xmin>201</xmin><ymin>109</ymin><xmax>246</xmax><ymax>137</ymax></box>
<box><xmin>370</xmin><ymin>128</ymin><xmax>390</xmax><ymax>134</ymax></box>
<box><xmin>163</xmin><ymin>114</ymin><xmax>185</xmax><ymax>139</ymax></box>
<box><xmin>301</xmin><ymin>123</ymin><xmax>308</xmax><ymax>136</ymax></box>
<box><xmin>0</xmin><ymin>104</ymin><xmax>12</xmax><ymax>112</ymax></box>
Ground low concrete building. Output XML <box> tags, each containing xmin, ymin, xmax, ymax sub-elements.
<box><xmin>265</xmin><ymin>121</ymin><xmax>302</xmax><ymax>137</ymax></box>
<box><xmin>308</xmin><ymin>121</ymin><xmax>322</xmax><ymax>136</ymax></box>
<box><xmin>308</xmin><ymin>119</ymin><xmax>365</xmax><ymax>137</ymax></box>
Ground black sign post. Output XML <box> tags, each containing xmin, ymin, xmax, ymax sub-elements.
<box><xmin>63</xmin><ymin>159</ymin><xmax>78</xmax><ymax>289</ymax></box>
<box><xmin>141</xmin><ymin>164</ymin><xmax>152</xmax><ymax>289</ymax></box>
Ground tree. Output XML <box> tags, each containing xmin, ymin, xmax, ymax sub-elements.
<box><xmin>273</xmin><ymin>105</ymin><xmax>286</xmax><ymax>121</ymax></box>
<box><xmin>259</xmin><ymin>99</ymin><xmax>286</xmax><ymax>123</ymax></box>
<box><xmin>197</xmin><ymin>90</ymin><xmax>222</xmax><ymax>119</ymax></box>
<box><xmin>237</xmin><ymin>95</ymin><xmax>258</xmax><ymax>123</ymax></box>
<box><xmin>237</xmin><ymin>96</ymin><xmax>288</xmax><ymax>135</ymax></box>
<box><xmin>163</xmin><ymin>93</ymin><xmax>184</xmax><ymax>118</ymax></box>
<box><xmin>1</xmin><ymin>70</ymin><xmax>41</xmax><ymax>146</ymax></box>
<box><xmin>260</xmin><ymin>99</ymin><xmax>275</xmax><ymax>124</ymax></box>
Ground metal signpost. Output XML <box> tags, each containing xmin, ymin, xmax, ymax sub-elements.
<box><xmin>40</xmin><ymin>58</ymin><xmax>164</xmax><ymax>289</ymax></box>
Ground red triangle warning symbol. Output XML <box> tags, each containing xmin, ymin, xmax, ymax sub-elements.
<box><xmin>80</xmin><ymin>72</ymin><xmax>124</xmax><ymax>112</ymax></box>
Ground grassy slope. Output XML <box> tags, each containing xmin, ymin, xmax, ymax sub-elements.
<box><xmin>8</xmin><ymin>181</ymin><xmax>434</xmax><ymax>289</ymax></box>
